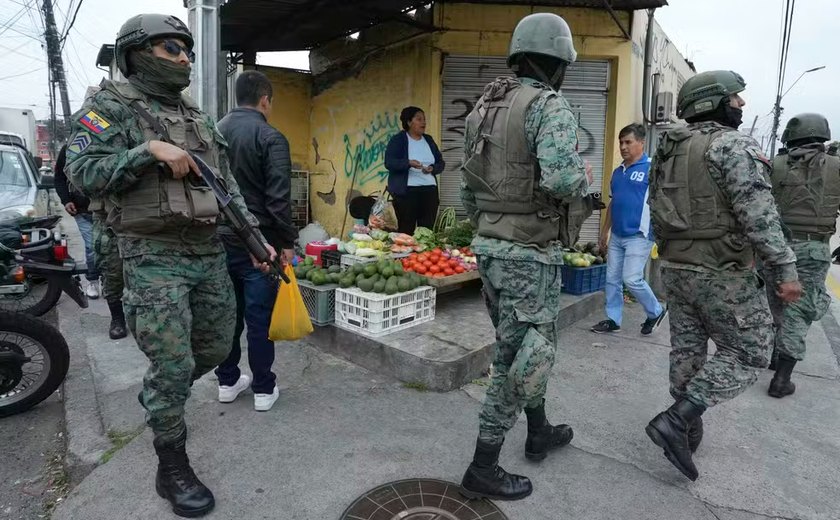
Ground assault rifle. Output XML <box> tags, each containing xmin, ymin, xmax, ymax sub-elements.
<box><xmin>189</xmin><ymin>153</ymin><xmax>290</xmax><ymax>284</ymax></box>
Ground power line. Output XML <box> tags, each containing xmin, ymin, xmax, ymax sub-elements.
<box><xmin>60</xmin><ymin>0</ymin><xmax>83</xmax><ymax>49</ymax></box>
<box><xmin>0</xmin><ymin>67</ymin><xmax>45</xmax><ymax>81</ymax></box>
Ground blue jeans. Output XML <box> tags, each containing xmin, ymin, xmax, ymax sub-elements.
<box><xmin>605</xmin><ymin>233</ymin><xmax>662</xmax><ymax>326</ymax></box>
<box><xmin>74</xmin><ymin>213</ymin><xmax>100</xmax><ymax>280</ymax></box>
<box><xmin>215</xmin><ymin>243</ymin><xmax>278</xmax><ymax>394</ymax></box>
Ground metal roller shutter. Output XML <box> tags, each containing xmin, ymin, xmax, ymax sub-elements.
<box><xmin>440</xmin><ymin>55</ymin><xmax>610</xmax><ymax>244</ymax></box>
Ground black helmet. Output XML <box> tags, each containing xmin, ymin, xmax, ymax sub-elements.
<box><xmin>115</xmin><ymin>14</ymin><xmax>193</xmax><ymax>76</ymax></box>
<box><xmin>781</xmin><ymin>113</ymin><xmax>831</xmax><ymax>144</ymax></box>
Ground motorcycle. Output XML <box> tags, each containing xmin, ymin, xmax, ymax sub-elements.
<box><xmin>0</xmin><ymin>218</ymin><xmax>88</xmax><ymax>316</ymax></box>
<box><xmin>0</xmin><ymin>310</ymin><xmax>70</xmax><ymax>417</ymax></box>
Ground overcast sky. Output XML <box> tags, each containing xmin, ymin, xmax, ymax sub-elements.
<box><xmin>0</xmin><ymin>0</ymin><xmax>835</xmax><ymax>151</ymax></box>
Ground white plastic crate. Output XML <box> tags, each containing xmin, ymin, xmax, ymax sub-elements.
<box><xmin>340</xmin><ymin>254</ymin><xmax>377</xmax><ymax>269</ymax></box>
<box><xmin>334</xmin><ymin>286</ymin><xmax>436</xmax><ymax>337</ymax></box>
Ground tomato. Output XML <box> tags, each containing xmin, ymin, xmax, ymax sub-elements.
<box><xmin>415</xmin><ymin>264</ymin><xmax>428</xmax><ymax>274</ymax></box>
<box><xmin>438</xmin><ymin>260</ymin><xmax>449</xmax><ymax>269</ymax></box>
<box><xmin>429</xmin><ymin>265</ymin><xmax>441</xmax><ymax>274</ymax></box>
<box><xmin>448</xmin><ymin>259</ymin><xmax>459</xmax><ymax>268</ymax></box>
<box><xmin>443</xmin><ymin>268</ymin><xmax>454</xmax><ymax>276</ymax></box>
<box><xmin>432</xmin><ymin>248</ymin><xmax>442</xmax><ymax>256</ymax></box>
<box><xmin>429</xmin><ymin>254</ymin><xmax>440</xmax><ymax>264</ymax></box>
<box><xmin>455</xmin><ymin>265</ymin><xmax>465</xmax><ymax>274</ymax></box>
<box><xmin>423</xmin><ymin>260</ymin><xmax>433</xmax><ymax>268</ymax></box>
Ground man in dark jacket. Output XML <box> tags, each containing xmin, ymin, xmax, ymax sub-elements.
<box><xmin>54</xmin><ymin>144</ymin><xmax>101</xmax><ymax>299</ymax></box>
<box><xmin>215</xmin><ymin>69</ymin><xmax>297</xmax><ymax>412</ymax></box>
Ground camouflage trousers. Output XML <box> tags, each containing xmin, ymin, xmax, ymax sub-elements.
<box><xmin>764</xmin><ymin>241</ymin><xmax>832</xmax><ymax>361</ymax></box>
<box><xmin>123</xmin><ymin>252</ymin><xmax>235</xmax><ymax>444</ymax></box>
<box><xmin>662</xmin><ymin>267</ymin><xmax>773</xmax><ymax>408</ymax></box>
<box><xmin>92</xmin><ymin>212</ymin><xmax>124</xmax><ymax>304</ymax></box>
<box><xmin>477</xmin><ymin>256</ymin><xmax>562</xmax><ymax>444</ymax></box>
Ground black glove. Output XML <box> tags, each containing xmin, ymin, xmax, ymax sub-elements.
<box><xmin>832</xmin><ymin>245</ymin><xmax>840</xmax><ymax>264</ymax></box>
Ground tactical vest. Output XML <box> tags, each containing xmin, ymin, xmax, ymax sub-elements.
<box><xmin>462</xmin><ymin>79</ymin><xmax>562</xmax><ymax>247</ymax></box>
<box><xmin>99</xmin><ymin>80</ymin><xmax>220</xmax><ymax>243</ymax></box>
<box><xmin>770</xmin><ymin>146</ymin><xmax>840</xmax><ymax>239</ymax></box>
<box><xmin>650</xmin><ymin>125</ymin><xmax>755</xmax><ymax>269</ymax></box>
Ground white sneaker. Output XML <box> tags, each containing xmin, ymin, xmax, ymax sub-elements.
<box><xmin>254</xmin><ymin>387</ymin><xmax>279</xmax><ymax>412</ymax></box>
<box><xmin>85</xmin><ymin>279</ymin><xmax>100</xmax><ymax>299</ymax></box>
<box><xmin>218</xmin><ymin>374</ymin><xmax>252</xmax><ymax>403</ymax></box>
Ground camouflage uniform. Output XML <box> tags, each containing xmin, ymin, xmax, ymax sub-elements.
<box><xmin>91</xmin><ymin>209</ymin><xmax>124</xmax><ymax>304</ymax></box>
<box><xmin>462</xmin><ymin>77</ymin><xmax>589</xmax><ymax>443</ymax></box>
<box><xmin>652</xmin><ymin>122</ymin><xmax>798</xmax><ymax>408</ymax></box>
<box><xmin>764</xmin><ymin>240</ymin><xmax>831</xmax><ymax>361</ymax></box>
<box><xmin>66</xmin><ymin>87</ymin><xmax>259</xmax><ymax>445</ymax></box>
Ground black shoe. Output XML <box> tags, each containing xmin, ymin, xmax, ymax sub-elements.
<box><xmin>107</xmin><ymin>301</ymin><xmax>128</xmax><ymax>340</ymax></box>
<box><xmin>645</xmin><ymin>399</ymin><xmax>705</xmax><ymax>481</ymax></box>
<box><xmin>768</xmin><ymin>354</ymin><xmax>797</xmax><ymax>398</ymax></box>
<box><xmin>460</xmin><ymin>439</ymin><xmax>532</xmax><ymax>501</ymax></box>
<box><xmin>591</xmin><ymin>319</ymin><xmax>620</xmax><ymax>334</ymax></box>
<box><xmin>154</xmin><ymin>431</ymin><xmax>215</xmax><ymax>518</ymax></box>
<box><xmin>687</xmin><ymin>417</ymin><xmax>703</xmax><ymax>453</ymax></box>
<box><xmin>641</xmin><ymin>307</ymin><xmax>668</xmax><ymax>336</ymax></box>
<box><xmin>524</xmin><ymin>399</ymin><xmax>574</xmax><ymax>461</ymax></box>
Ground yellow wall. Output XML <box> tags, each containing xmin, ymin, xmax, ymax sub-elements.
<box><xmin>251</xmin><ymin>67</ymin><xmax>313</xmax><ymax>171</ymax></box>
<box><xmin>307</xmin><ymin>38</ymin><xmax>434</xmax><ymax>236</ymax></box>
<box><xmin>262</xmin><ymin>3</ymin><xmax>642</xmax><ymax>236</ymax></box>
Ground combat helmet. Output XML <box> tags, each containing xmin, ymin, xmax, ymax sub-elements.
<box><xmin>507</xmin><ymin>13</ymin><xmax>577</xmax><ymax>67</ymax></box>
<box><xmin>677</xmin><ymin>70</ymin><xmax>746</xmax><ymax>119</ymax></box>
<box><xmin>781</xmin><ymin>113</ymin><xmax>831</xmax><ymax>144</ymax></box>
<box><xmin>115</xmin><ymin>14</ymin><xmax>193</xmax><ymax>77</ymax></box>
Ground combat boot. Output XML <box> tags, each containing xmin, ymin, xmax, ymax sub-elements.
<box><xmin>687</xmin><ymin>417</ymin><xmax>703</xmax><ymax>453</ymax></box>
<box><xmin>524</xmin><ymin>399</ymin><xmax>574</xmax><ymax>461</ymax></box>
<box><xmin>107</xmin><ymin>301</ymin><xmax>128</xmax><ymax>340</ymax></box>
<box><xmin>768</xmin><ymin>354</ymin><xmax>797</xmax><ymax>398</ymax></box>
<box><xmin>645</xmin><ymin>399</ymin><xmax>705</xmax><ymax>481</ymax></box>
<box><xmin>154</xmin><ymin>431</ymin><xmax>215</xmax><ymax>518</ymax></box>
<box><xmin>460</xmin><ymin>439</ymin><xmax>533</xmax><ymax>501</ymax></box>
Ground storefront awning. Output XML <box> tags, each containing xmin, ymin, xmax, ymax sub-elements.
<box><xmin>220</xmin><ymin>0</ymin><xmax>668</xmax><ymax>52</ymax></box>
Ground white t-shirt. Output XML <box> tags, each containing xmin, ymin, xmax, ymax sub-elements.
<box><xmin>406</xmin><ymin>134</ymin><xmax>437</xmax><ymax>187</ymax></box>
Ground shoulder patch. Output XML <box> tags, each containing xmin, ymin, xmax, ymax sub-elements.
<box><xmin>746</xmin><ymin>146</ymin><xmax>771</xmax><ymax>168</ymax></box>
<box><xmin>66</xmin><ymin>131</ymin><xmax>92</xmax><ymax>158</ymax></box>
<box><xmin>79</xmin><ymin>110</ymin><xmax>111</xmax><ymax>134</ymax></box>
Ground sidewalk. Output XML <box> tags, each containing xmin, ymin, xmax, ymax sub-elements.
<box><xmin>51</xmin><ymin>280</ymin><xmax>840</xmax><ymax>520</ymax></box>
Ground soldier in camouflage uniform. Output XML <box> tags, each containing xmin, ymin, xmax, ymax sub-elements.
<box><xmin>764</xmin><ymin>114</ymin><xmax>839</xmax><ymax>398</ymax></box>
<box><xmin>459</xmin><ymin>13</ymin><xmax>591</xmax><ymax>501</ymax></box>
<box><xmin>65</xmin><ymin>14</ymin><xmax>273</xmax><ymax>518</ymax></box>
<box><xmin>646</xmin><ymin>70</ymin><xmax>802</xmax><ymax>482</ymax></box>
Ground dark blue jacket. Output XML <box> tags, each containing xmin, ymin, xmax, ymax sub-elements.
<box><xmin>384</xmin><ymin>131</ymin><xmax>445</xmax><ymax>196</ymax></box>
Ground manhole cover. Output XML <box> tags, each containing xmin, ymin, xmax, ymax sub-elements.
<box><xmin>340</xmin><ymin>478</ymin><xmax>508</xmax><ymax>520</ymax></box>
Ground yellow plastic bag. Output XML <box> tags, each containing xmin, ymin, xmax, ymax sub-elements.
<box><xmin>268</xmin><ymin>265</ymin><xmax>314</xmax><ymax>341</ymax></box>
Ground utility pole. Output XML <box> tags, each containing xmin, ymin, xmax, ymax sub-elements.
<box><xmin>769</xmin><ymin>94</ymin><xmax>783</xmax><ymax>158</ymax></box>
<box><xmin>748</xmin><ymin>115</ymin><xmax>759</xmax><ymax>137</ymax></box>
<box><xmin>41</xmin><ymin>0</ymin><xmax>72</xmax><ymax>143</ymax></box>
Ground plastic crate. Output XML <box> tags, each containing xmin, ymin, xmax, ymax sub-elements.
<box><xmin>334</xmin><ymin>286</ymin><xmax>436</xmax><ymax>337</ymax></box>
<box><xmin>320</xmin><ymin>250</ymin><xmax>343</xmax><ymax>269</ymax></box>
<box><xmin>340</xmin><ymin>254</ymin><xmax>377</xmax><ymax>269</ymax></box>
<box><xmin>560</xmin><ymin>264</ymin><xmax>607</xmax><ymax>295</ymax></box>
<box><xmin>298</xmin><ymin>280</ymin><xmax>338</xmax><ymax>326</ymax></box>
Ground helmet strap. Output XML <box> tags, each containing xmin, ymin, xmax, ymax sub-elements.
<box><xmin>523</xmin><ymin>55</ymin><xmax>567</xmax><ymax>90</ymax></box>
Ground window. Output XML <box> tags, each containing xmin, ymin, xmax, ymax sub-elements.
<box><xmin>0</xmin><ymin>151</ymin><xmax>32</xmax><ymax>187</ymax></box>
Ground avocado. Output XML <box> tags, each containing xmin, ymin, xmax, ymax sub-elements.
<box><xmin>381</xmin><ymin>267</ymin><xmax>394</xmax><ymax>278</ymax></box>
<box><xmin>385</xmin><ymin>278</ymin><xmax>398</xmax><ymax>295</ymax></box>
<box><xmin>364</xmin><ymin>264</ymin><xmax>378</xmax><ymax>277</ymax></box>
<box><xmin>328</xmin><ymin>265</ymin><xmax>341</xmax><ymax>274</ymax></box>
<box><xmin>357</xmin><ymin>278</ymin><xmax>375</xmax><ymax>292</ymax></box>
<box><xmin>340</xmin><ymin>276</ymin><xmax>355</xmax><ymax>288</ymax></box>
<box><xmin>373</xmin><ymin>280</ymin><xmax>386</xmax><ymax>293</ymax></box>
<box><xmin>304</xmin><ymin>256</ymin><xmax>314</xmax><ymax>266</ymax></box>
<box><xmin>355</xmin><ymin>273</ymin><xmax>367</xmax><ymax>285</ymax></box>
<box><xmin>352</xmin><ymin>263</ymin><xmax>366</xmax><ymax>275</ymax></box>
<box><xmin>397</xmin><ymin>277</ymin><xmax>411</xmax><ymax>292</ymax></box>
<box><xmin>329</xmin><ymin>272</ymin><xmax>342</xmax><ymax>283</ymax></box>
<box><xmin>312</xmin><ymin>272</ymin><xmax>328</xmax><ymax>285</ymax></box>
<box><xmin>393</xmin><ymin>263</ymin><xmax>404</xmax><ymax>275</ymax></box>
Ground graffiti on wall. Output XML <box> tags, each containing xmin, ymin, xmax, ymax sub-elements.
<box><xmin>342</xmin><ymin>110</ymin><xmax>401</xmax><ymax>187</ymax></box>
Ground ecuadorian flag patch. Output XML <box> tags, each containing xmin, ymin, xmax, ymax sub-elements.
<box><xmin>79</xmin><ymin>110</ymin><xmax>111</xmax><ymax>134</ymax></box>
<box><xmin>66</xmin><ymin>132</ymin><xmax>91</xmax><ymax>158</ymax></box>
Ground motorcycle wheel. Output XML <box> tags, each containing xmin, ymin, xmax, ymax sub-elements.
<box><xmin>0</xmin><ymin>312</ymin><xmax>69</xmax><ymax>418</ymax></box>
<box><xmin>0</xmin><ymin>275</ymin><xmax>62</xmax><ymax>316</ymax></box>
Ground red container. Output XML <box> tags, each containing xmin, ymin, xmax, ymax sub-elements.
<box><xmin>305</xmin><ymin>242</ymin><xmax>338</xmax><ymax>266</ymax></box>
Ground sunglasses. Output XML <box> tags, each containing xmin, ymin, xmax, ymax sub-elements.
<box><xmin>155</xmin><ymin>39</ymin><xmax>195</xmax><ymax>63</ymax></box>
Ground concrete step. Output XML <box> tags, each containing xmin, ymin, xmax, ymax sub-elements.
<box><xmin>305</xmin><ymin>284</ymin><xmax>604</xmax><ymax>391</ymax></box>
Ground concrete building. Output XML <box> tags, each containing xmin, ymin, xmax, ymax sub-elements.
<box><xmin>217</xmin><ymin>1</ymin><xmax>694</xmax><ymax>240</ymax></box>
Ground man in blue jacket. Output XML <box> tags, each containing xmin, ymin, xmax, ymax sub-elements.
<box><xmin>592</xmin><ymin>123</ymin><xmax>666</xmax><ymax>335</ymax></box>
<box><xmin>215</xmin><ymin>70</ymin><xmax>297</xmax><ymax>412</ymax></box>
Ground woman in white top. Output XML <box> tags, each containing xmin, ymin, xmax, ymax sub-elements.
<box><xmin>384</xmin><ymin>106</ymin><xmax>446</xmax><ymax>234</ymax></box>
